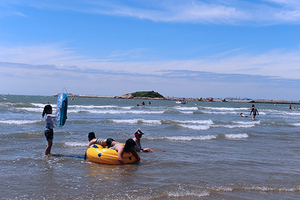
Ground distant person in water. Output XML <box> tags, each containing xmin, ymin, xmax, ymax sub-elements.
<box><xmin>240</xmin><ymin>113</ymin><xmax>247</xmax><ymax>117</ymax></box>
<box><xmin>250</xmin><ymin>104</ymin><xmax>259</xmax><ymax>120</ymax></box>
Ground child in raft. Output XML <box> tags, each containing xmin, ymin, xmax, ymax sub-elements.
<box><xmin>85</xmin><ymin>132</ymin><xmax>140</xmax><ymax>165</ymax></box>
<box><xmin>42</xmin><ymin>104</ymin><xmax>56</xmax><ymax>155</ymax></box>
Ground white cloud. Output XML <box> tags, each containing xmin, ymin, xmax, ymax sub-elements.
<box><xmin>0</xmin><ymin>44</ymin><xmax>300</xmax><ymax>80</ymax></box>
<box><xmin>2</xmin><ymin>0</ymin><xmax>300</xmax><ymax>24</ymax></box>
<box><xmin>90</xmin><ymin>1</ymin><xmax>245</xmax><ymax>24</ymax></box>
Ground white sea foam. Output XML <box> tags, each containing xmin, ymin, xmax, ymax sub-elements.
<box><xmin>211</xmin><ymin>186</ymin><xmax>233</xmax><ymax>192</ymax></box>
<box><xmin>262</xmin><ymin>109</ymin><xmax>300</xmax><ymax>116</ymax></box>
<box><xmin>63</xmin><ymin>141</ymin><xmax>87</xmax><ymax>147</ymax></box>
<box><xmin>291</xmin><ymin>123</ymin><xmax>300</xmax><ymax>126</ymax></box>
<box><xmin>87</xmin><ymin>110</ymin><xmax>164</xmax><ymax>114</ymax></box>
<box><xmin>167</xmin><ymin>190</ymin><xmax>209</xmax><ymax>198</ymax></box>
<box><xmin>201</xmin><ymin>111</ymin><xmax>238</xmax><ymax>115</ymax></box>
<box><xmin>67</xmin><ymin>105</ymin><xmax>134</xmax><ymax>114</ymax></box>
<box><xmin>69</xmin><ymin>105</ymin><xmax>120</xmax><ymax>109</ymax></box>
<box><xmin>111</xmin><ymin>119</ymin><xmax>162</xmax><ymax>124</ymax></box>
<box><xmin>221</xmin><ymin>124</ymin><xmax>255</xmax><ymax>128</ymax></box>
<box><xmin>174</xmin><ymin>106</ymin><xmax>198</xmax><ymax>111</ymax></box>
<box><xmin>18</xmin><ymin>107</ymin><xmax>58</xmax><ymax>113</ymax></box>
<box><xmin>31</xmin><ymin>103</ymin><xmax>135</xmax><ymax>114</ymax></box>
<box><xmin>213</xmin><ymin>121</ymin><xmax>259</xmax><ymax>129</ymax></box>
<box><xmin>224</xmin><ymin>133</ymin><xmax>249</xmax><ymax>139</ymax></box>
<box><xmin>209</xmin><ymin>185</ymin><xmax>300</xmax><ymax>192</ymax></box>
<box><xmin>75</xmin><ymin>105</ymin><xmax>134</xmax><ymax>111</ymax></box>
<box><xmin>178</xmin><ymin>111</ymin><xmax>194</xmax><ymax>114</ymax></box>
<box><xmin>179</xmin><ymin>124</ymin><xmax>211</xmax><ymax>130</ymax></box>
<box><xmin>234</xmin><ymin>121</ymin><xmax>260</xmax><ymax>125</ymax></box>
<box><xmin>243</xmin><ymin>185</ymin><xmax>300</xmax><ymax>192</ymax></box>
<box><xmin>111</xmin><ymin>119</ymin><xmax>139</xmax><ymax>124</ymax></box>
<box><xmin>17</xmin><ymin>107</ymin><xmax>45</xmax><ymax>112</ymax></box>
<box><xmin>203</xmin><ymin>106</ymin><xmax>247</xmax><ymax>111</ymax></box>
<box><xmin>0</xmin><ymin>120</ymin><xmax>41</xmax><ymax>125</ymax></box>
<box><xmin>174</xmin><ymin>119</ymin><xmax>214</xmax><ymax>125</ymax></box>
<box><xmin>158</xmin><ymin>135</ymin><xmax>217</xmax><ymax>141</ymax></box>
<box><xmin>31</xmin><ymin>103</ymin><xmax>48</xmax><ymax>107</ymax></box>
<box><xmin>285</xmin><ymin>112</ymin><xmax>300</xmax><ymax>116</ymax></box>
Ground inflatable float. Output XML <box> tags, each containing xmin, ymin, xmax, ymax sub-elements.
<box><xmin>55</xmin><ymin>93</ymin><xmax>68</xmax><ymax>127</ymax></box>
<box><xmin>86</xmin><ymin>144</ymin><xmax>137</xmax><ymax>165</ymax></box>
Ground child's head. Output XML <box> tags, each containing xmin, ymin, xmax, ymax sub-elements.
<box><xmin>88</xmin><ymin>132</ymin><xmax>96</xmax><ymax>141</ymax></box>
<box><xmin>42</xmin><ymin>104</ymin><xmax>53</xmax><ymax>117</ymax></box>
<box><xmin>124</xmin><ymin>139</ymin><xmax>136</xmax><ymax>152</ymax></box>
<box><xmin>106</xmin><ymin>138</ymin><xmax>115</xmax><ymax>146</ymax></box>
<box><xmin>135</xmin><ymin>130</ymin><xmax>143</xmax><ymax>138</ymax></box>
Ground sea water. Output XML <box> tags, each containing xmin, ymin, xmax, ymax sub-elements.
<box><xmin>1</xmin><ymin>95</ymin><xmax>300</xmax><ymax>199</ymax></box>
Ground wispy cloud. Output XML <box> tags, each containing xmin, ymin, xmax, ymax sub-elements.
<box><xmin>89</xmin><ymin>1</ymin><xmax>245</xmax><ymax>24</ymax></box>
<box><xmin>2</xmin><ymin>0</ymin><xmax>300</xmax><ymax>25</ymax></box>
<box><xmin>0</xmin><ymin>44</ymin><xmax>300</xmax><ymax>80</ymax></box>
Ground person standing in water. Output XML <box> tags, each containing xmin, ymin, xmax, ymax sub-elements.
<box><xmin>250</xmin><ymin>104</ymin><xmax>259</xmax><ymax>120</ymax></box>
<box><xmin>42</xmin><ymin>104</ymin><xmax>56</xmax><ymax>155</ymax></box>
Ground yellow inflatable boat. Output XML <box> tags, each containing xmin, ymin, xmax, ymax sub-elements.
<box><xmin>86</xmin><ymin>144</ymin><xmax>138</xmax><ymax>165</ymax></box>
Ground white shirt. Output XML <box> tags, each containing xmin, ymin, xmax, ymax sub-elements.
<box><xmin>45</xmin><ymin>114</ymin><xmax>56</xmax><ymax>129</ymax></box>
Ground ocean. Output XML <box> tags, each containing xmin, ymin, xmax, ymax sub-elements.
<box><xmin>1</xmin><ymin>94</ymin><xmax>300</xmax><ymax>199</ymax></box>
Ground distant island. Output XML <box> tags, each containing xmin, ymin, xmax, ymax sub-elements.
<box><xmin>120</xmin><ymin>91</ymin><xmax>164</xmax><ymax>99</ymax></box>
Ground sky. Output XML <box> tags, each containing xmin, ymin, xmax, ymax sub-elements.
<box><xmin>0</xmin><ymin>0</ymin><xmax>300</xmax><ymax>100</ymax></box>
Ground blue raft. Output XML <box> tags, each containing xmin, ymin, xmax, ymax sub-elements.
<box><xmin>55</xmin><ymin>93</ymin><xmax>68</xmax><ymax>127</ymax></box>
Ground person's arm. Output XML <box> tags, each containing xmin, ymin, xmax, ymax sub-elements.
<box><xmin>84</xmin><ymin>138</ymin><xmax>97</xmax><ymax>160</ymax></box>
<box><xmin>142</xmin><ymin>148</ymin><xmax>153</xmax><ymax>152</ymax></box>
<box><xmin>131</xmin><ymin>150</ymin><xmax>141</xmax><ymax>162</ymax></box>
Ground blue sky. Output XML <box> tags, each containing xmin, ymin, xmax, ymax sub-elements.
<box><xmin>0</xmin><ymin>0</ymin><xmax>300</xmax><ymax>100</ymax></box>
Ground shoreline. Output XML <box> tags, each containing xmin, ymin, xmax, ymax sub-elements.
<box><xmin>53</xmin><ymin>93</ymin><xmax>300</xmax><ymax>105</ymax></box>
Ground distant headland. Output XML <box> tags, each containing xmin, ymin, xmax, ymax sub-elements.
<box><xmin>53</xmin><ymin>91</ymin><xmax>300</xmax><ymax>104</ymax></box>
